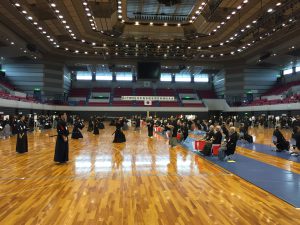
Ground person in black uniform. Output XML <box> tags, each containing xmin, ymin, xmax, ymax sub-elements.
<box><xmin>224</xmin><ymin>127</ymin><xmax>238</xmax><ymax>160</ymax></box>
<box><xmin>221</xmin><ymin>122</ymin><xmax>229</xmax><ymax>140</ymax></box>
<box><xmin>87</xmin><ymin>116</ymin><xmax>93</xmax><ymax>132</ymax></box>
<box><xmin>212</xmin><ymin>126</ymin><xmax>222</xmax><ymax>145</ymax></box>
<box><xmin>54</xmin><ymin>113</ymin><xmax>69</xmax><ymax>163</ymax></box>
<box><xmin>147</xmin><ymin>118</ymin><xmax>154</xmax><ymax>138</ymax></box>
<box><xmin>113</xmin><ymin>119</ymin><xmax>126</xmax><ymax>143</ymax></box>
<box><xmin>93</xmin><ymin>117</ymin><xmax>99</xmax><ymax>135</ymax></box>
<box><xmin>98</xmin><ymin>118</ymin><xmax>105</xmax><ymax>129</ymax></box>
<box><xmin>273</xmin><ymin>126</ymin><xmax>289</xmax><ymax>152</ymax></box>
<box><xmin>181</xmin><ymin>121</ymin><xmax>189</xmax><ymax>141</ymax></box>
<box><xmin>11</xmin><ymin>116</ymin><xmax>18</xmax><ymax>135</ymax></box>
<box><xmin>16</xmin><ymin>115</ymin><xmax>28</xmax><ymax>154</ymax></box>
<box><xmin>71</xmin><ymin>116</ymin><xmax>84</xmax><ymax>139</ymax></box>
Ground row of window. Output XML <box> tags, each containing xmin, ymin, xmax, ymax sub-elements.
<box><xmin>76</xmin><ymin>72</ymin><xmax>209</xmax><ymax>82</ymax></box>
<box><xmin>283</xmin><ymin>66</ymin><xmax>300</xmax><ymax>75</ymax></box>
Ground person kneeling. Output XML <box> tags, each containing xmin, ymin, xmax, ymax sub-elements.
<box><xmin>224</xmin><ymin>127</ymin><xmax>238</xmax><ymax>161</ymax></box>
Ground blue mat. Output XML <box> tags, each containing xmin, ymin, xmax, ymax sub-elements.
<box><xmin>238</xmin><ymin>141</ymin><xmax>300</xmax><ymax>163</ymax></box>
<box><xmin>160</xmin><ymin>133</ymin><xmax>300</xmax><ymax>208</ymax></box>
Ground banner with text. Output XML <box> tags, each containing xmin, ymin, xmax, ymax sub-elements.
<box><xmin>121</xmin><ymin>96</ymin><xmax>175</xmax><ymax>101</ymax></box>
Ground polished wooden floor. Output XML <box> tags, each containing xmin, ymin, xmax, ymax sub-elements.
<box><xmin>0</xmin><ymin>125</ymin><xmax>300</xmax><ymax>225</ymax></box>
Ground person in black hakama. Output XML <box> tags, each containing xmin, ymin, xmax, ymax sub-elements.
<box><xmin>16</xmin><ymin>115</ymin><xmax>28</xmax><ymax>154</ymax></box>
<box><xmin>113</xmin><ymin>119</ymin><xmax>126</xmax><ymax>143</ymax></box>
<box><xmin>71</xmin><ymin>117</ymin><xmax>84</xmax><ymax>139</ymax></box>
<box><xmin>93</xmin><ymin>118</ymin><xmax>99</xmax><ymax>135</ymax></box>
<box><xmin>11</xmin><ymin>116</ymin><xmax>18</xmax><ymax>135</ymax></box>
<box><xmin>87</xmin><ymin>116</ymin><xmax>93</xmax><ymax>132</ymax></box>
<box><xmin>147</xmin><ymin>119</ymin><xmax>154</xmax><ymax>138</ymax></box>
<box><xmin>54</xmin><ymin>113</ymin><xmax>69</xmax><ymax>163</ymax></box>
<box><xmin>98</xmin><ymin>118</ymin><xmax>105</xmax><ymax>129</ymax></box>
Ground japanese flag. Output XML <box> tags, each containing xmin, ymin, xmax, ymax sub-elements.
<box><xmin>144</xmin><ymin>100</ymin><xmax>152</xmax><ymax>106</ymax></box>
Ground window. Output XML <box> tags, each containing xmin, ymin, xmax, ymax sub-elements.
<box><xmin>175</xmin><ymin>73</ymin><xmax>191</xmax><ymax>82</ymax></box>
<box><xmin>76</xmin><ymin>71</ymin><xmax>92</xmax><ymax>80</ymax></box>
<box><xmin>160</xmin><ymin>73</ymin><xmax>172</xmax><ymax>82</ymax></box>
<box><xmin>283</xmin><ymin>68</ymin><xmax>293</xmax><ymax>75</ymax></box>
<box><xmin>194</xmin><ymin>74</ymin><xmax>209</xmax><ymax>82</ymax></box>
<box><xmin>96</xmin><ymin>72</ymin><xmax>112</xmax><ymax>81</ymax></box>
<box><xmin>116</xmin><ymin>72</ymin><xmax>132</xmax><ymax>81</ymax></box>
<box><xmin>296</xmin><ymin>66</ymin><xmax>300</xmax><ymax>72</ymax></box>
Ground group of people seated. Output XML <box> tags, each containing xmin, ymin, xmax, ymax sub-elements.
<box><xmin>152</xmin><ymin>117</ymin><xmax>239</xmax><ymax>161</ymax></box>
<box><xmin>273</xmin><ymin>125</ymin><xmax>300</xmax><ymax>156</ymax></box>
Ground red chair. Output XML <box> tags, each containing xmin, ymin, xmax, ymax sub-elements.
<box><xmin>211</xmin><ymin>144</ymin><xmax>221</xmax><ymax>156</ymax></box>
<box><xmin>194</xmin><ymin>140</ymin><xmax>206</xmax><ymax>151</ymax></box>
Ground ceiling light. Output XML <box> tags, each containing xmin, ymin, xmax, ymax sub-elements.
<box><xmin>92</xmin><ymin>42</ymin><xmax>96</xmax><ymax>46</ymax></box>
<box><xmin>85</xmin><ymin>8</ymin><xmax>89</xmax><ymax>11</ymax></box>
<box><xmin>27</xmin><ymin>16</ymin><xmax>33</xmax><ymax>20</ymax></box>
<box><xmin>237</xmin><ymin>5</ymin><xmax>242</xmax><ymax>10</ymax></box>
<box><xmin>243</xmin><ymin>0</ymin><xmax>248</xmax><ymax>3</ymax></box>
<box><xmin>81</xmin><ymin>40</ymin><xmax>85</xmax><ymax>42</ymax></box>
<box><xmin>135</xmin><ymin>21</ymin><xmax>139</xmax><ymax>25</ymax></box>
<box><xmin>84</xmin><ymin>51</ymin><xmax>88</xmax><ymax>54</ymax></box>
<box><xmin>118</xmin><ymin>15</ymin><xmax>122</xmax><ymax>19</ymax></box>
<box><xmin>231</xmin><ymin>11</ymin><xmax>236</xmax><ymax>15</ymax></box>
<box><xmin>55</xmin><ymin>10</ymin><xmax>59</xmax><ymax>13</ymax></box>
<box><xmin>149</xmin><ymin>22</ymin><xmax>153</xmax><ymax>26</ymax></box>
<box><xmin>164</xmin><ymin>23</ymin><xmax>168</xmax><ymax>26</ymax></box>
<box><xmin>33</xmin><ymin>22</ymin><xmax>38</xmax><ymax>25</ymax></box>
<box><xmin>83</xmin><ymin>2</ymin><xmax>87</xmax><ymax>6</ymax></box>
<box><xmin>267</xmin><ymin>8</ymin><xmax>273</xmax><ymax>13</ymax></box>
<box><xmin>87</xmin><ymin>13</ymin><xmax>91</xmax><ymax>16</ymax></box>
<box><xmin>11</xmin><ymin>42</ymin><xmax>15</xmax><ymax>45</ymax></box>
<box><xmin>50</xmin><ymin>3</ymin><xmax>56</xmax><ymax>7</ymax></box>
<box><xmin>75</xmin><ymin>50</ymin><xmax>79</xmax><ymax>53</ymax></box>
<box><xmin>22</xmin><ymin>10</ymin><xmax>27</xmax><ymax>14</ymax></box>
<box><xmin>15</xmin><ymin>3</ymin><xmax>20</xmax><ymax>7</ymax></box>
<box><xmin>276</xmin><ymin>2</ymin><xmax>282</xmax><ymax>6</ymax></box>
<box><xmin>177</xmin><ymin>23</ymin><xmax>181</xmax><ymax>27</ymax></box>
<box><xmin>58</xmin><ymin>15</ymin><xmax>63</xmax><ymax>19</ymax></box>
<box><xmin>65</xmin><ymin>48</ymin><xmax>69</xmax><ymax>51</ymax></box>
<box><xmin>62</xmin><ymin>20</ymin><xmax>66</xmax><ymax>24</ymax></box>
<box><xmin>65</xmin><ymin>25</ymin><xmax>70</xmax><ymax>29</ymax></box>
<box><xmin>226</xmin><ymin>16</ymin><xmax>231</xmax><ymax>20</ymax></box>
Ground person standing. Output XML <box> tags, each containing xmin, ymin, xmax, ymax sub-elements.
<box><xmin>54</xmin><ymin>113</ymin><xmax>69</xmax><ymax>163</ymax></box>
<box><xmin>93</xmin><ymin>117</ymin><xmax>99</xmax><ymax>135</ymax></box>
<box><xmin>16</xmin><ymin>115</ymin><xmax>28</xmax><ymax>154</ymax></box>
<box><xmin>71</xmin><ymin>116</ymin><xmax>84</xmax><ymax>139</ymax></box>
<box><xmin>113</xmin><ymin>119</ymin><xmax>126</xmax><ymax>143</ymax></box>
<box><xmin>147</xmin><ymin>118</ymin><xmax>154</xmax><ymax>138</ymax></box>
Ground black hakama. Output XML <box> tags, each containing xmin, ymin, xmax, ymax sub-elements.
<box><xmin>54</xmin><ymin>120</ymin><xmax>69</xmax><ymax>163</ymax></box>
<box><xmin>16</xmin><ymin>121</ymin><xmax>28</xmax><ymax>153</ymax></box>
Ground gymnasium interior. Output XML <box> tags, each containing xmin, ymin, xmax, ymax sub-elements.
<box><xmin>0</xmin><ymin>0</ymin><xmax>300</xmax><ymax>224</ymax></box>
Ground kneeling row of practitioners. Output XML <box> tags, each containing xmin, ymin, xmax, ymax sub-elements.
<box><xmin>154</xmin><ymin>118</ymin><xmax>239</xmax><ymax>160</ymax></box>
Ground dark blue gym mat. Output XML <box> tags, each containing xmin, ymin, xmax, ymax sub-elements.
<box><xmin>161</xmin><ymin>133</ymin><xmax>300</xmax><ymax>208</ymax></box>
<box><xmin>238</xmin><ymin>141</ymin><xmax>300</xmax><ymax>163</ymax></box>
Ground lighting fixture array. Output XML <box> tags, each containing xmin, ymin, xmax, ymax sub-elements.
<box><xmin>208</xmin><ymin>0</ymin><xmax>250</xmax><ymax>36</ymax></box>
<box><xmin>48</xmin><ymin>1</ymin><xmax>77</xmax><ymax>40</ymax></box>
<box><xmin>11</xmin><ymin>1</ymin><xmax>59</xmax><ymax>48</ymax></box>
<box><xmin>117</xmin><ymin>0</ymin><xmax>207</xmax><ymax>26</ymax></box>
<box><xmin>7</xmin><ymin>0</ymin><xmax>298</xmax><ymax>60</ymax></box>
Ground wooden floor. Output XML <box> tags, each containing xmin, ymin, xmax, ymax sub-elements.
<box><xmin>0</xmin><ymin>125</ymin><xmax>300</xmax><ymax>225</ymax></box>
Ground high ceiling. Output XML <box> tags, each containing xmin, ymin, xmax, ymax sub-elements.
<box><xmin>0</xmin><ymin>0</ymin><xmax>300</xmax><ymax>67</ymax></box>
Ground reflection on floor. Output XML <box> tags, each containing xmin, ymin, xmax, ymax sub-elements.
<box><xmin>0</xmin><ymin>125</ymin><xmax>300</xmax><ymax>225</ymax></box>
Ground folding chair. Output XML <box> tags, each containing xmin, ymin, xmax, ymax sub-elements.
<box><xmin>211</xmin><ymin>144</ymin><xmax>221</xmax><ymax>156</ymax></box>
